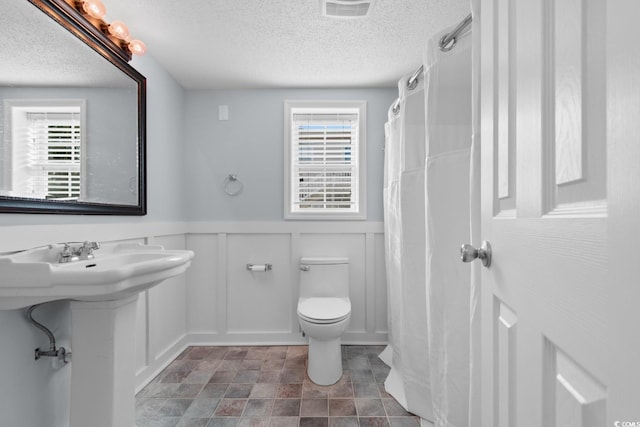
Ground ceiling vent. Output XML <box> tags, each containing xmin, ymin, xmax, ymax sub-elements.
<box><xmin>321</xmin><ymin>0</ymin><xmax>377</xmax><ymax>19</ymax></box>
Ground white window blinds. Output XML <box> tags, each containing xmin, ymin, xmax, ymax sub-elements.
<box><xmin>27</xmin><ymin>111</ymin><xmax>81</xmax><ymax>200</ymax></box>
<box><xmin>291</xmin><ymin>109</ymin><xmax>360</xmax><ymax>213</ymax></box>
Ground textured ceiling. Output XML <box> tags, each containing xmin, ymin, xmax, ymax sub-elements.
<box><xmin>1</xmin><ymin>0</ymin><xmax>136</xmax><ymax>88</ymax></box>
<box><xmin>104</xmin><ymin>0</ymin><xmax>470</xmax><ymax>89</ymax></box>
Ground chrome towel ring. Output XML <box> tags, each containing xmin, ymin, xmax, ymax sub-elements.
<box><xmin>223</xmin><ymin>174</ymin><xmax>243</xmax><ymax>196</ymax></box>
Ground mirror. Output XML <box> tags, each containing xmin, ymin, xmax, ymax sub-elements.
<box><xmin>0</xmin><ymin>0</ymin><xmax>146</xmax><ymax>214</ymax></box>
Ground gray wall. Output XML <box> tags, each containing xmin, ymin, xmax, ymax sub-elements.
<box><xmin>184</xmin><ymin>88</ymin><xmax>396</xmax><ymax>221</ymax></box>
<box><xmin>0</xmin><ymin>54</ymin><xmax>186</xmax><ymax>227</ymax></box>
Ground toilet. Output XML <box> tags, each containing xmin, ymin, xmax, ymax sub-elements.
<box><xmin>297</xmin><ymin>257</ymin><xmax>351</xmax><ymax>386</ymax></box>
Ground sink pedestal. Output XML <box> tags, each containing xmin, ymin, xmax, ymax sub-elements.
<box><xmin>69</xmin><ymin>295</ymin><xmax>139</xmax><ymax>427</ymax></box>
<box><xmin>0</xmin><ymin>242</ymin><xmax>195</xmax><ymax>425</ymax></box>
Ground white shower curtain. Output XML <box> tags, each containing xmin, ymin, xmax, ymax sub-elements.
<box><xmin>382</xmin><ymin>69</ymin><xmax>434</xmax><ymax>421</ymax></box>
<box><xmin>382</xmin><ymin>23</ymin><xmax>473</xmax><ymax>427</ymax></box>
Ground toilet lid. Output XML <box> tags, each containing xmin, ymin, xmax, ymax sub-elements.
<box><xmin>298</xmin><ymin>297</ymin><xmax>351</xmax><ymax>322</ymax></box>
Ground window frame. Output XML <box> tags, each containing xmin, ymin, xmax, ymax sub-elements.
<box><xmin>3</xmin><ymin>99</ymin><xmax>86</xmax><ymax>201</ymax></box>
<box><xmin>284</xmin><ymin>100</ymin><xmax>367</xmax><ymax>220</ymax></box>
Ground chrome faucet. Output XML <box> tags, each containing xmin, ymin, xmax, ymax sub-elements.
<box><xmin>58</xmin><ymin>241</ymin><xmax>100</xmax><ymax>263</ymax></box>
<box><xmin>80</xmin><ymin>241</ymin><xmax>100</xmax><ymax>260</ymax></box>
<box><xmin>58</xmin><ymin>243</ymin><xmax>79</xmax><ymax>263</ymax></box>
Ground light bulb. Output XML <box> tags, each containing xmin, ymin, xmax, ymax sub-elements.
<box><xmin>128</xmin><ymin>39</ymin><xmax>147</xmax><ymax>56</ymax></box>
<box><xmin>108</xmin><ymin>20</ymin><xmax>130</xmax><ymax>40</ymax></box>
<box><xmin>82</xmin><ymin>0</ymin><xmax>106</xmax><ymax>19</ymax></box>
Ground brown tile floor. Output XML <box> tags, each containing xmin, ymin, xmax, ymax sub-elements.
<box><xmin>135</xmin><ymin>345</ymin><xmax>420</xmax><ymax>427</ymax></box>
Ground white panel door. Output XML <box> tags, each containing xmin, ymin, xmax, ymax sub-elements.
<box><xmin>477</xmin><ymin>0</ymin><xmax>640</xmax><ymax>426</ymax></box>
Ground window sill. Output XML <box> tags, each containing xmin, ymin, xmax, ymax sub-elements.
<box><xmin>284</xmin><ymin>212</ymin><xmax>367</xmax><ymax>221</ymax></box>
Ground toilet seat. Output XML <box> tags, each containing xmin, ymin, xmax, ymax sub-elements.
<box><xmin>298</xmin><ymin>297</ymin><xmax>351</xmax><ymax>324</ymax></box>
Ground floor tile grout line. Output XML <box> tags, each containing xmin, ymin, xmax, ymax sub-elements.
<box><xmin>135</xmin><ymin>344</ymin><xmax>417</xmax><ymax>426</ymax></box>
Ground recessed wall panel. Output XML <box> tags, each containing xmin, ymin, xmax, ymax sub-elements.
<box><xmin>186</xmin><ymin>234</ymin><xmax>219</xmax><ymax>333</ymax></box>
<box><xmin>148</xmin><ymin>234</ymin><xmax>188</xmax><ymax>361</ymax></box>
<box><xmin>374</xmin><ymin>234</ymin><xmax>388</xmax><ymax>333</ymax></box>
<box><xmin>226</xmin><ymin>234</ymin><xmax>291</xmax><ymax>333</ymax></box>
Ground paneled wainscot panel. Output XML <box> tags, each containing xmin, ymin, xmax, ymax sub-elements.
<box><xmin>132</xmin><ymin>222</ymin><xmax>387</xmax><ymax>392</ymax></box>
<box><xmin>183</xmin><ymin>222</ymin><xmax>388</xmax><ymax>346</ymax></box>
<box><xmin>227</xmin><ymin>234</ymin><xmax>292</xmax><ymax>333</ymax></box>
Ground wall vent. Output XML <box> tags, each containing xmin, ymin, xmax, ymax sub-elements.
<box><xmin>321</xmin><ymin>0</ymin><xmax>377</xmax><ymax>19</ymax></box>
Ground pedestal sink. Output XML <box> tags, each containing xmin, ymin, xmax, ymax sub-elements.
<box><xmin>0</xmin><ymin>242</ymin><xmax>194</xmax><ymax>427</ymax></box>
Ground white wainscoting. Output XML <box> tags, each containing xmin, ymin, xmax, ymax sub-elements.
<box><xmin>183</xmin><ymin>221</ymin><xmax>388</xmax><ymax>349</ymax></box>
<box><xmin>8</xmin><ymin>221</ymin><xmax>389</xmax><ymax>392</ymax></box>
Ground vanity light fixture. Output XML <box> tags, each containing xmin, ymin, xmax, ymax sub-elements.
<box><xmin>81</xmin><ymin>0</ymin><xmax>105</xmax><ymax>19</ymax></box>
<box><xmin>107</xmin><ymin>20</ymin><xmax>129</xmax><ymax>39</ymax></box>
<box><xmin>127</xmin><ymin>39</ymin><xmax>147</xmax><ymax>56</ymax></box>
<box><xmin>68</xmin><ymin>0</ymin><xmax>147</xmax><ymax>59</ymax></box>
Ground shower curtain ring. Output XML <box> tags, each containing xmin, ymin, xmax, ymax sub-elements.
<box><xmin>439</xmin><ymin>34</ymin><xmax>457</xmax><ymax>52</ymax></box>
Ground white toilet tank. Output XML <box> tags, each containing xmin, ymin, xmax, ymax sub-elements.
<box><xmin>299</xmin><ymin>257</ymin><xmax>350</xmax><ymax>299</ymax></box>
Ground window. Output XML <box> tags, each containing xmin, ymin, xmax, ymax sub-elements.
<box><xmin>4</xmin><ymin>100</ymin><xmax>85</xmax><ymax>200</ymax></box>
<box><xmin>28</xmin><ymin>111</ymin><xmax>82</xmax><ymax>200</ymax></box>
<box><xmin>284</xmin><ymin>100</ymin><xmax>367</xmax><ymax>220</ymax></box>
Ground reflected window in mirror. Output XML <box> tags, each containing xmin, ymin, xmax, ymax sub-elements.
<box><xmin>4</xmin><ymin>99</ymin><xmax>85</xmax><ymax>201</ymax></box>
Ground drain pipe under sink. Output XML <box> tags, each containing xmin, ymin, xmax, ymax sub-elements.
<box><xmin>26</xmin><ymin>303</ymin><xmax>71</xmax><ymax>364</ymax></box>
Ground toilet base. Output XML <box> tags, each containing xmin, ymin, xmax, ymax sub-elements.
<box><xmin>307</xmin><ymin>336</ymin><xmax>343</xmax><ymax>386</ymax></box>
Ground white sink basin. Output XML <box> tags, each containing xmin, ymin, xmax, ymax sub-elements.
<box><xmin>0</xmin><ymin>242</ymin><xmax>195</xmax><ymax>310</ymax></box>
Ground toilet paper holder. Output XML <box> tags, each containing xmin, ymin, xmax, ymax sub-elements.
<box><xmin>246</xmin><ymin>263</ymin><xmax>273</xmax><ymax>272</ymax></box>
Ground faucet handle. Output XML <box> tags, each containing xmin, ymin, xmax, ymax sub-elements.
<box><xmin>59</xmin><ymin>243</ymin><xmax>78</xmax><ymax>263</ymax></box>
<box><xmin>83</xmin><ymin>241</ymin><xmax>100</xmax><ymax>250</ymax></box>
<box><xmin>81</xmin><ymin>241</ymin><xmax>100</xmax><ymax>259</ymax></box>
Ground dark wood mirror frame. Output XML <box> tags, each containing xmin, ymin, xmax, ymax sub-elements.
<box><xmin>1</xmin><ymin>0</ymin><xmax>147</xmax><ymax>215</ymax></box>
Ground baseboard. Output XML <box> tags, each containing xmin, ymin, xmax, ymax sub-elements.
<box><xmin>135</xmin><ymin>334</ymin><xmax>189</xmax><ymax>393</ymax></box>
<box><xmin>186</xmin><ymin>331</ymin><xmax>387</xmax><ymax>347</ymax></box>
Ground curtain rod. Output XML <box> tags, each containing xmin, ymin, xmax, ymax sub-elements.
<box><xmin>439</xmin><ymin>13</ymin><xmax>473</xmax><ymax>52</ymax></box>
<box><xmin>405</xmin><ymin>12</ymin><xmax>473</xmax><ymax>91</ymax></box>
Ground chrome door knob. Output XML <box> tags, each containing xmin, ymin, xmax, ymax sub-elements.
<box><xmin>460</xmin><ymin>241</ymin><xmax>492</xmax><ymax>268</ymax></box>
